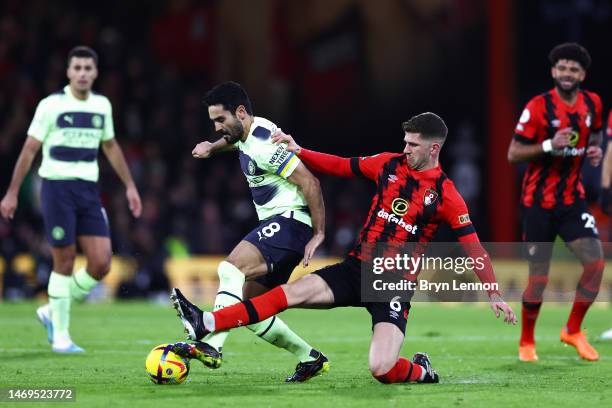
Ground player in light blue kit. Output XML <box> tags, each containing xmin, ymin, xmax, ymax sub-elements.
<box><xmin>171</xmin><ymin>82</ymin><xmax>328</xmax><ymax>382</ymax></box>
<box><xmin>0</xmin><ymin>46</ymin><xmax>142</xmax><ymax>353</ymax></box>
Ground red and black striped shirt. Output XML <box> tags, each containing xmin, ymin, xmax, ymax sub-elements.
<box><xmin>298</xmin><ymin>150</ymin><xmax>476</xmax><ymax>257</ymax></box>
<box><xmin>514</xmin><ymin>88</ymin><xmax>603</xmax><ymax>209</ymax></box>
<box><xmin>298</xmin><ymin>148</ymin><xmax>499</xmax><ymax>292</ymax></box>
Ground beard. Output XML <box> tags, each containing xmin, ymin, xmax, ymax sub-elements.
<box><xmin>406</xmin><ymin>154</ymin><xmax>422</xmax><ymax>170</ymax></box>
<box><xmin>554</xmin><ymin>78</ymin><xmax>581</xmax><ymax>95</ymax></box>
<box><xmin>221</xmin><ymin>121</ymin><xmax>244</xmax><ymax>144</ymax></box>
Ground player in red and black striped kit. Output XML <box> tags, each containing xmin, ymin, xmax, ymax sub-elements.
<box><xmin>598</xmin><ymin>110</ymin><xmax>612</xmax><ymax>340</ymax></box>
<box><xmin>600</xmin><ymin>109</ymin><xmax>612</xmax><ymax>215</ymax></box>
<box><xmin>508</xmin><ymin>43</ymin><xmax>604</xmax><ymax>362</ymax></box>
<box><xmin>172</xmin><ymin>112</ymin><xmax>516</xmax><ymax>384</ymax></box>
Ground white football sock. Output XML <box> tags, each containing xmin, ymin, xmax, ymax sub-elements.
<box><xmin>203</xmin><ymin>261</ymin><xmax>245</xmax><ymax>350</ymax></box>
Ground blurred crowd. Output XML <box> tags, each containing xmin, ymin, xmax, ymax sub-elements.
<box><xmin>0</xmin><ymin>0</ymin><xmax>505</xmax><ymax>297</ymax></box>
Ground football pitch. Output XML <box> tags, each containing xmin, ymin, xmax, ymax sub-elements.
<box><xmin>1</xmin><ymin>301</ymin><xmax>611</xmax><ymax>407</ymax></box>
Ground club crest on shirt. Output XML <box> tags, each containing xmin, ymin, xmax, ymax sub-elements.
<box><xmin>247</xmin><ymin>160</ymin><xmax>257</xmax><ymax>175</ymax></box>
<box><xmin>91</xmin><ymin>114</ymin><xmax>103</xmax><ymax>128</ymax></box>
<box><xmin>528</xmin><ymin>244</ymin><xmax>537</xmax><ymax>256</ymax></box>
<box><xmin>424</xmin><ymin>189</ymin><xmax>438</xmax><ymax>206</ymax></box>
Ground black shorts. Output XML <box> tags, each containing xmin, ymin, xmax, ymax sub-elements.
<box><xmin>521</xmin><ymin>200</ymin><xmax>599</xmax><ymax>261</ymax></box>
<box><xmin>243</xmin><ymin>213</ymin><xmax>312</xmax><ymax>289</ymax></box>
<box><xmin>41</xmin><ymin>179</ymin><xmax>110</xmax><ymax>247</ymax></box>
<box><xmin>314</xmin><ymin>257</ymin><xmax>411</xmax><ymax>334</ymax></box>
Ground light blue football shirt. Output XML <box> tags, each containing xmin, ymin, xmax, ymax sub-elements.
<box><xmin>27</xmin><ymin>85</ymin><xmax>114</xmax><ymax>182</ymax></box>
<box><xmin>235</xmin><ymin>117</ymin><xmax>311</xmax><ymax>226</ymax></box>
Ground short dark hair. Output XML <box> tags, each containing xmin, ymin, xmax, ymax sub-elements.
<box><xmin>549</xmin><ymin>42</ymin><xmax>591</xmax><ymax>70</ymax></box>
<box><xmin>67</xmin><ymin>46</ymin><xmax>98</xmax><ymax>67</ymax></box>
<box><xmin>203</xmin><ymin>81</ymin><xmax>253</xmax><ymax>115</ymax></box>
<box><xmin>402</xmin><ymin>112</ymin><xmax>448</xmax><ymax>142</ymax></box>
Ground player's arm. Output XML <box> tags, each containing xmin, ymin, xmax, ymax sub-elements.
<box><xmin>585</xmin><ymin>92</ymin><xmax>604</xmax><ymax>168</ymax></box>
<box><xmin>601</xmin><ymin>115</ymin><xmax>612</xmax><ymax>214</ymax></box>
<box><xmin>101</xmin><ymin>138</ymin><xmax>142</xmax><ymax>218</ymax></box>
<box><xmin>287</xmin><ymin>163</ymin><xmax>325</xmax><ymax>266</ymax></box>
<box><xmin>508</xmin><ymin>98</ymin><xmax>573</xmax><ymax>164</ymax></box>
<box><xmin>457</xmin><ymin>233</ymin><xmax>516</xmax><ymax>324</ymax></box>
<box><xmin>272</xmin><ymin>131</ymin><xmax>391</xmax><ymax>181</ymax></box>
<box><xmin>585</xmin><ymin>130</ymin><xmax>603</xmax><ymax>167</ymax></box>
<box><xmin>602</xmin><ymin>141</ymin><xmax>612</xmax><ymax>190</ymax></box>
<box><xmin>0</xmin><ymin>136</ymin><xmax>42</xmax><ymax>220</ymax></box>
<box><xmin>507</xmin><ymin>128</ymin><xmax>573</xmax><ymax>164</ymax></box>
<box><xmin>441</xmin><ymin>185</ymin><xmax>516</xmax><ymax>324</ymax></box>
<box><xmin>599</xmin><ymin>110</ymin><xmax>612</xmax><ymax>214</ymax></box>
<box><xmin>192</xmin><ymin>137</ymin><xmax>237</xmax><ymax>159</ymax></box>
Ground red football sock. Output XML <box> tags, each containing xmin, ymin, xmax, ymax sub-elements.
<box><xmin>212</xmin><ymin>285</ymin><xmax>288</xmax><ymax>331</ymax></box>
<box><xmin>520</xmin><ymin>275</ymin><xmax>548</xmax><ymax>345</ymax></box>
<box><xmin>373</xmin><ymin>357</ymin><xmax>423</xmax><ymax>384</ymax></box>
<box><xmin>566</xmin><ymin>259</ymin><xmax>604</xmax><ymax>334</ymax></box>
<box><xmin>520</xmin><ymin>303</ymin><xmax>542</xmax><ymax>345</ymax></box>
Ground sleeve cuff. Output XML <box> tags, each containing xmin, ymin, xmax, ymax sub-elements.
<box><xmin>513</xmin><ymin>134</ymin><xmax>536</xmax><ymax>144</ymax></box>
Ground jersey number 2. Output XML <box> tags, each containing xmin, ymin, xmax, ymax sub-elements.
<box><xmin>581</xmin><ymin>213</ymin><xmax>598</xmax><ymax>233</ymax></box>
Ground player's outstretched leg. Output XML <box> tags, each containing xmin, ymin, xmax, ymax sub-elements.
<box><xmin>173</xmin><ymin>273</ymin><xmax>336</xmax><ymax>382</ymax></box>
<box><xmin>170</xmin><ymin>260</ymin><xmax>265</xmax><ymax>369</ymax></box>
<box><xmin>171</xmin><ymin>288</ymin><xmax>210</xmax><ymax>340</ymax></box>
<box><xmin>191</xmin><ymin>257</ymin><xmax>324</xmax><ymax>372</ymax></box>
<box><xmin>192</xmin><ymin>242</ymin><xmax>323</xmax><ymax>371</ymax></box>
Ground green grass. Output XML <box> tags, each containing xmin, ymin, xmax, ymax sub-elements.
<box><xmin>0</xmin><ymin>301</ymin><xmax>611</xmax><ymax>407</ymax></box>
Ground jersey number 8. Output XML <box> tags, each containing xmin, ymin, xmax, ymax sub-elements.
<box><xmin>257</xmin><ymin>222</ymin><xmax>281</xmax><ymax>240</ymax></box>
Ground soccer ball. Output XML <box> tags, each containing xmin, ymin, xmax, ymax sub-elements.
<box><xmin>145</xmin><ymin>344</ymin><xmax>190</xmax><ymax>385</ymax></box>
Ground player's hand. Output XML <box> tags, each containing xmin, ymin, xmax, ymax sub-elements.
<box><xmin>271</xmin><ymin>130</ymin><xmax>301</xmax><ymax>154</ymax></box>
<box><xmin>192</xmin><ymin>141</ymin><xmax>214</xmax><ymax>159</ymax></box>
<box><xmin>302</xmin><ymin>232</ymin><xmax>324</xmax><ymax>267</ymax></box>
<box><xmin>126</xmin><ymin>185</ymin><xmax>142</xmax><ymax>218</ymax></box>
<box><xmin>0</xmin><ymin>192</ymin><xmax>18</xmax><ymax>220</ymax></box>
<box><xmin>488</xmin><ymin>293</ymin><xmax>517</xmax><ymax>325</ymax></box>
<box><xmin>551</xmin><ymin>127</ymin><xmax>573</xmax><ymax>149</ymax></box>
<box><xmin>586</xmin><ymin>146</ymin><xmax>602</xmax><ymax>166</ymax></box>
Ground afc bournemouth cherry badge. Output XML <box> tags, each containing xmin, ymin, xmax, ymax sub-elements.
<box><xmin>424</xmin><ymin>189</ymin><xmax>438</xmax><ymax>206</ymax></box>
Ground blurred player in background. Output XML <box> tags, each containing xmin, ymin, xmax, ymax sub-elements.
<box><xmin>174</xmin><ymin>82</ymin><xmax>328</xmax><ymax>382</ymax></box>
<box><xmin>600</xmin><ymin>109</ymin><xmax>612</xmax><ymax>215</ymax></box>
<box><xmin>507</xmin><ymin>43</ymin><xmax>603</xmax><ymax>361</ymax></box>
<box><xmin>599</xmin><ymin>109</ymin><xmax>612</xmax><ymax>340</ymax></box>
<box><xmin>0</xmin><ymin>46</ymin><xmax>142</xmax><ymax>352</ymax></box>
<box><xmin>173</xmin><ymin>112</ymin><xmax>516</xmax><ymax>385</ymax></box>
